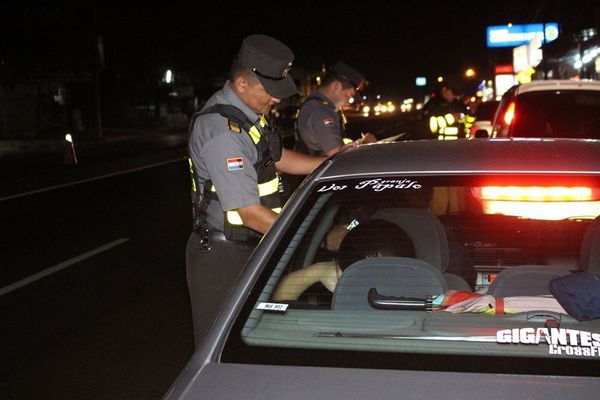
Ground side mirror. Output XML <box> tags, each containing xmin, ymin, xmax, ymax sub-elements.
<box><xmin>474</xmin><ymin>129</ymin><xmax>489</xmax><ymax>139</ymax></box>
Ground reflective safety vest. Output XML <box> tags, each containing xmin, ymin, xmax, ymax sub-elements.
<box><xmin>188</xmin><ymin>104</ymin><xmax>282</xmax><ymax>242</ymax></box>
<box><xmin>429</xmin><ymin>112</ymin><xmax>468</xmax><ymax>140</ymax></box>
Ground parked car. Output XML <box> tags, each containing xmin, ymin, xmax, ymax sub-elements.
<box><xmin>468</xmin><ymin>99</ymin><xmax>499</xmax><ymax>138</ymax></box>
<box><xmin>491</xmin><ymin>79</ymin><xmax>600</xmax><ymax>138</ymax></box>
<box><xmin>165</xmin><ymin>139</ymin><xmax>600</xmax><ymax>400</ymax></box>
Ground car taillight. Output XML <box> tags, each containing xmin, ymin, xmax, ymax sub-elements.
<box><xmin>472</xmin><ymin>186</ymin><xmax>600</xmax><ymax>220</ymax></box>
<box><xmin>503</xmin><ymin>102</ymin><xmax>515</xmax><ymax>127</ymax></box>
<box><xmin>473</xmin><ymin>186</ymin><xmax>598</xmax><ymax>201</ymax></box>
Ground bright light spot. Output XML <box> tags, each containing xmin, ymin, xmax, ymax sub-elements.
<box><xmin>164</xmin><ymin>69</ymin><xmax>173</xmax><ymax>83</ymax></box>
<box><xmin>362</xmin><ymin>105</ymin><xmax>370</xmax><ymax>113</ymax></box>
<box><xmin>481</xmin><ymin>201</ymin><xmax>600</xmax><ymax>220</ymax></box>
<box><xmin>437</xmin><ymin>76</ymin><xmax>444</xmax><ymax>82</ymax></box>
<box><xmin>376</xmin><ymin>95</ymin><xmax>381</xmax><ymax>100</ymax></box>
<box><xmin>65</xmin><ymin>134</ymin><xmax>73</xmax><ymax>143</ymax></box>
<box><xmin>476</xmin><ymin>186</ymin><xmax>594</xmax><ymax>201</ymax></box>
<box><xmin>465</xmin><ymin>68</ymin><xmax>475</xmax><ymax>77</ymax></box>
<box><xmin>508</xmin><ymin>23</ymin><xmax>513</xmax><ymax>27</ymax></box>
<box><xmin>349</xmin><ymin>97</ymin><xmax>355</xmax><ymax>104</ymax></box>
<box><xmin>503</xmin><ymin>102</ymin><xmax>515</xmax><ymax>126</ymax></box>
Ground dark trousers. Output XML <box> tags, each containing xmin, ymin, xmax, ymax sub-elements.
<box><xmin>185</xmin><ymin>231</ymin><xmax>254</xmax><ymax>347</ymax></box>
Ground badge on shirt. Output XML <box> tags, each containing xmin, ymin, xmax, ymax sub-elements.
<box><xmin>227</xmin><ymin>157</ymin><xmax>244</xmax><ymax>171</ymax></box>
<box><xmin>323</xmin><ymin>117</ymin><xmax>334</xmax><ymax>126</ymax></box>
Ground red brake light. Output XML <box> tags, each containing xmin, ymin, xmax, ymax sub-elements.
<box><xmin>473</xmin><ymin>186</ymin><xmax>597</xmax><ymax>201</ymax></box>
<box><xmin>503</xmin><ymin>102</ymin><xmax>515</xmax><ymax>126</ymax></box>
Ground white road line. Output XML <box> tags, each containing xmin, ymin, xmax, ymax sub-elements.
<box><xmin>0</xmin><ymin>238</ymin><xmax>130</xmax><ymax>297</ymax></box>
<box><xmin>0</xmin><ymin>157</ymin><xmax>185</xmax><ymax>202</ymax></box>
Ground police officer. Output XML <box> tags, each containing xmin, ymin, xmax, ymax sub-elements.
<box><xmin>186</xmin><ymin>34</ymin><xmax>327</xmax><ymax>346</ymax></box>
<box><xmin>294</xmin><ymin>61</ymin><xmax>376</xmax><ymax>156</ymax></box>
<box><xmin>420</xmin><ymin>76</ymin><xmax>468</xmax><ymax>140</ymax></box>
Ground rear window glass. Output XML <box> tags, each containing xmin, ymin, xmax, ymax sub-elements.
<box><xmin>223</xmin><ymin>175</ymin><xmax>600</xmax><ymax>375</ymax></box>
<box><xmin>511</xmin><ymin>90</ymin><xmax>600</xmax><ymax>138</ymax></box>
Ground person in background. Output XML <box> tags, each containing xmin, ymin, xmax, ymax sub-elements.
<box><xmin>294</xmin><ymin>61</ymin><xmax>377</xmax><ymax>157</ymax></box>
<box><xmin>420</xmin><ymin>76</ymin><xmax>468</xmax><ymax>141</ymax></box>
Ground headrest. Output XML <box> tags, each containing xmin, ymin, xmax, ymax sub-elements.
<box><xmin>332</xmin><ymin>257</ymin><xmax>448</xmax><ymax>311</ymax></box>
<box><xmin>371</xmin><ymin>208</ymin><xmax>449</xmax><ymax>272</ymax></box>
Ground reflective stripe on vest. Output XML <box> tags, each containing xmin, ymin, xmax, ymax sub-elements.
<box><xmin>247</xmin><ymin>115</ymin><xmax>267</xmax><ymax>144</ymax></box>
<box><xmin>210</xmin><ymin>176</ymin><xmax>279</xmax><ymax>197</ymax></box>
<box><xmin>226</xmin><ymin>206</ymin><xmax>282</xmax><ymax>226</ymax></box>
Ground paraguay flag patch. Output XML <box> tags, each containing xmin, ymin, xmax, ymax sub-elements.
<box><xmin>323</xmin><ymin>117</ymin><xmax>334</xmax><ymax>126</ymax></box>
<box><xmin>226</xmin><ymin>157</ymin><xmax>244</xmax><ymax>171</ymax></box>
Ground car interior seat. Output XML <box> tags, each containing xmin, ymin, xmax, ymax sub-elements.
<box><xmin>487</xmin><ymin>216</ymin><xmax>600</xmax><ymax>298</ymax></box>
<box><xmin>370</xmin><ymin>208</ymin><xmax>471</xmax><ymax>290</ymax></box>
<box><xmin>580</xmin><ymin>215</ymin><xmax>600</xmax><ymax>275</ymax></box>
<box><xmin>487</xmin><ymin>265</ymin><xmax>572</xmax><ymax>297</ymax></box>
<box><xmin>331</xmin><ymin>256</ymin><xmax>448</xmax><ymax>310</ymax></box>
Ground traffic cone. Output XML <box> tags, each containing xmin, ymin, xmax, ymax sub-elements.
<box><xmin>64</xmin><ymin>132</ymin><xmax>78</xmax><ymax>165</ymax></box>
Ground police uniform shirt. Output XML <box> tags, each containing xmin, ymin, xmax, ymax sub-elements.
<box><xmin>297</xmin><ymin>91</ymin><xmax>343</xmax><ymax>156</ymax></box>
<box><xmin>188</xmin><ymin>82</ymin><xmax>264</xmax><ymax>232</ymax></box>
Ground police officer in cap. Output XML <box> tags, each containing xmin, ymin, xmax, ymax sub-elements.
<box><xmin>295</xmin><ymin>61</ymin><xmax>376</xmax><ymax>157</ymax></box>
<box><xmin>186</xmin><ymin>34</ymin><xmax>327</xmax><ymax>346</ymax></box>
<box><xmin>420</xmin><ymin>75</ymin><xmax>468</xmax><ymax>140</ymax></box>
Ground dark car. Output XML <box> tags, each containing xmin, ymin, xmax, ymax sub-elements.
<box><xmin>165</xmin><ymin>139</ymin><xmax>600</xmax><ymax>400</ymax></box>
<box><xmin>491</xmin><ymin>80</ymin><xmax>600</xmax><ymax>138</ymax></box>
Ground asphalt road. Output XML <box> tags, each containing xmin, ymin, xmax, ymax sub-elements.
<box><xmin>0</xmin><ymin>113</ymin><xmax>417</xmax><ymax>399</ymax></box>
<box><xmin>0</xmin><ymin>132</ymin><xmax>194</xmax><ymax>399</ymax></box>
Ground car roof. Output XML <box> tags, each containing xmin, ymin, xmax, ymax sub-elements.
<box><xmin>317</xmin><ymin>139</ymin><xmax>600</xmax><ymax>179</ymax></box>
<box><xmin>515</xmin><ymin>79</ymin><xmax>600</xmax><ymax>94</ymax></box>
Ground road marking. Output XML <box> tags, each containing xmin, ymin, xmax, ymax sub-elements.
<box><xmin>0</xmin><ymin>238</ymin><xmax>130</xmax><ymax>297</ymax></box>
<box><xmin>0</xmin><ymin>157</ymin><xmax>185</xmax><ymax>202</ymax></box>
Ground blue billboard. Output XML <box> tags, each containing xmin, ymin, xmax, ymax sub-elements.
<box><xmin>486</xmin><ymin>23</ymin><xmax>559</xmax><ymax>48</ymax></box>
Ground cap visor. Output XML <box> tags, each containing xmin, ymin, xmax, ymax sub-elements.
<box><xmin>258</xmin><ymin>75</ymin><xmax>298</xmax><ymax>99</ymax></box>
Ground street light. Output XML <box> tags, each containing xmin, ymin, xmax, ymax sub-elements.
<box><xmin>465</xmin><ymin>68</ymin><xmax>476</xmax><ymax>78</ymax></box>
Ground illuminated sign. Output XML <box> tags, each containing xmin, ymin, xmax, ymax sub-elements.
<box><xmin>415</xmin><ymin>77</ymin><xmax>427</xmax><ymax>86</ymax></box>
<box><xmin>487</xmin><ymin>23</ymin><xmax>559</xmax><ymax>48</ymax></box>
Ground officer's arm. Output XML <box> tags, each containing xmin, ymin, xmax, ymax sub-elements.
<box><xmin>275</xmin><ymin>148</ymin><xmax>327</xmax><ymax>175</ymax></box>
<box><xmin>237</xmin><ymin>203</ymin><xmax>278</xmax><ymax>234</ymax></box>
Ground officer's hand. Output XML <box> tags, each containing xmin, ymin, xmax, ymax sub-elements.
<box><xmin>359</xmin><ymin>132</ymin><xmax>377</xmax><ymax>144</ymax></box>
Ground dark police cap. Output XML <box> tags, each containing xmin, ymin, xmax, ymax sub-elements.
<box><xmin>443</xmin><ymin>76</ymin><xmax>464</xmax><ymax>96</ymax></box>
<box><xmin>330</xmin><ymin>62</ymin><xmax>365</xmax><ymax>90</ymax></box>
<box><xmin>238</xmin><ymin>34</ymin><xmax>298</xmax><ymax>99</ymax></box>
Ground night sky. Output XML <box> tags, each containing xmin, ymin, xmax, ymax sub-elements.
<box><xmin>4</xmin><ymin>0</ymin><xmax>600</xmax><ymax>99</ymax></box>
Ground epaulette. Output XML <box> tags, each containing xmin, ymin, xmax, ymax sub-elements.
<box><xmin>227</xmin><ymin>119</ymin><xmax>242</xmax><ymax>133</ymax></box>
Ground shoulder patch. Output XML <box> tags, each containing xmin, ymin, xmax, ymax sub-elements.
<box><xmin>227</xmin><ymin>120</ymin><xmax>241</xmax><ymax>133</ymax></box>
<box><xmin>323</xmin><ymin>117</ymin><xmax>335</xmax><ymax>126</ymax></box>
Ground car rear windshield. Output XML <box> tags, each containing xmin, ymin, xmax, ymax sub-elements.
<box><xmin>223</xmin><ymin>174</ymin><xmax>600</xmax><ymax>376</ymax></box>
<box><xmin>511</xmin><ymin>90</ymin><xmax>600</xmax><ymax>138</ymax></box>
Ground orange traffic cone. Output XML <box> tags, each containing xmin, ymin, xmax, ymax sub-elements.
<box><xmin>64</xmin><ymin>133</ymin><xmax>78</xmax><ymax>165</ymax></box>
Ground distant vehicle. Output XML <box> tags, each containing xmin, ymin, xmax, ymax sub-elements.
<box><xmin>165</xmin><ymin>139</ymin><xmax>600</xmax><ymax>400</ymax></box>
<box><xmin>468</xmin><ymin>100</ymin><xmax>499</xmax><ymax>138</ymax></box>
<box><xmin>491</xmin><ymin>79</ymin><xmax>600</xmax><ymax>138</ymax></box>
